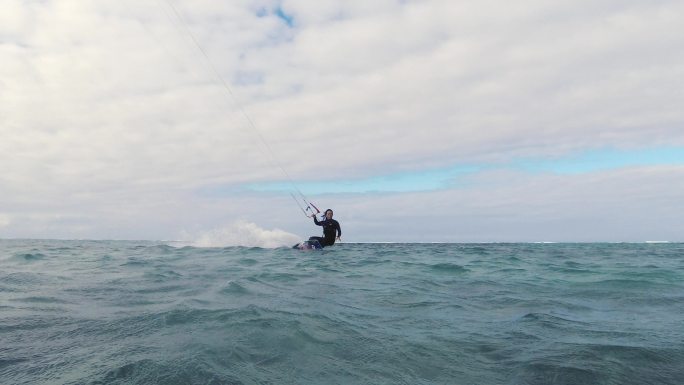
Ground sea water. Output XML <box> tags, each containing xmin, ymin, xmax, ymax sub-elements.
<box><xmin>1</xmin><ymin>240</ymin><xmax>683</xmax><ymax>385</ymax></box>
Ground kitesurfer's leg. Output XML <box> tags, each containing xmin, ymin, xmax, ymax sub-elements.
<box><xmin>308</xmin><ymin>236</ymin><xmax>325</xmax><ymax>248</ymax></box>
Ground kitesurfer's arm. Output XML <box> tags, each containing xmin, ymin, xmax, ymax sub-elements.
<box><xmin>313</xmin><ymin>216</ymin><xmax>322</xmax><ymax>226</ymax></box>
<box><xmin>335</xmin><ymin>220</ymin><xmax>342</xmax><ymax>240</ymax></box>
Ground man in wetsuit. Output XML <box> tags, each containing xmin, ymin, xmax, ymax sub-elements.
<box><xmin>309</xmin><ymin>209</ymin><xmax>341</xmax><ymax>247</ymax></box>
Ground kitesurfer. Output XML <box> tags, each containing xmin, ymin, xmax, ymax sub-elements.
<box><xmin>309</xmin><ymin>209</ymin><xmax>341</xmax><ymax>247</ymax></box>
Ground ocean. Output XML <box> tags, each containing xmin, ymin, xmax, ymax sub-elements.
<box><xmin>1</xmin><ymin>240</ymin><xmax>683</xmax><ymax>385</ymax></box>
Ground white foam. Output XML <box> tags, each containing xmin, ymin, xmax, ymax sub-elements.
<box><xmin>0</xmin><ymin>213</ymin><xmax>10</xmax><ymax>228</ymax></box>
<box><xmin>182</xmin><ymin>221</ymin><xmax>300</xmax><ymax>248</ymax></box>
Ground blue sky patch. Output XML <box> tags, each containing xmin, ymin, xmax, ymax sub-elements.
<box><xmin>246</xmin><ymin>166</ymin><xmax>480</xmax><ymax>194</ymax></box>
<box><xmin>254</xmin><ymin>6</ymin><xmax>294</xmax><ymax>27</ymax></box>
<box><xmin>209</xmin><ymin>146</ymin><xmax>684</xmax><ymax>196</ymax></box>
<box><xmin>516</xmin><ymin>147</ymin><xmax>684</xmax><ymax>174</ymax></box>
<box><xmin>274</xmin><ymin>7</ymin><xmax>294</xmax><ymax>27</ymax></box>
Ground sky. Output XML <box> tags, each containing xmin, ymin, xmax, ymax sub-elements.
<box><xmin>1</xmin><ymin>0</ymin><xmax>683</xmax><ymax>243</ymax></box>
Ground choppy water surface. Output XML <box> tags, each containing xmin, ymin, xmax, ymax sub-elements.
<box><xmin>1</xmin><ymin>240</ymin><xmax>683</xmax><ymax>384</ymax></box>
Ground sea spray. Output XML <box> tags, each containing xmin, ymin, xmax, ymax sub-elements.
<box><xmin>180</xmin><ymin>220</ymin><xmax>300</xmax><ymax>248</ymax></box>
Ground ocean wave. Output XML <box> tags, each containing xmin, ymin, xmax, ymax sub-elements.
<box><xmin>508</xmin><ymin>343</ymin><xmax>684</xmax><ymax>385</ymax></box>
<box><xmin>142</xmin><ymin>270</ymin><xmax>183</xmax><ymax>282</ymax></box>
<box><xmin>10</xmin><ymin>252</ymin><xmax>47</xmax><ymax>262</ymax></box>
<box><xmin>518</xmin><ymin>312</ymin><xmax>590</xmax><ymax>330</ymax></box>
<box><xmin>584</xmin><ymin>278</ymin><xmax>677</xmax><ymax>290</ymax></box>
<box><xmin>90</xmin><ymin>358</ymin><xmax>243</xmax><ymax>385</ymax></box>
<box><xmin>429</xmin><ymin>263</ymin><xmax>469</xmax><ymax>273</ymax></box>
<box><xmin>2</xmin><ymin>241</ymin><xmax>683</xmax><ymax>385</ymax></box>
<box><xmin>219</xmin><ymin>281</ymin><xmax>250</xmax><ymax>295</ymax></box>
<box><xmin>0</xmin><ymin>272</ymin><xmax>54</xmax><ymax>286</ymax></box>
<box><xmin>9</xmin><ymin>296</ymin><xmax>73</xmax><ymax>305</ymax></box>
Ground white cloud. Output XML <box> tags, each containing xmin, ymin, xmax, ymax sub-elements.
<box><xmin>1</xmin><ymin>0</ymin><xmax>682</xmax><ymax>240</ymax></box>
<box><xmin>336</xmin><ymin>165</ymin><xmax>684</xmax><ymax>242</ymax></box>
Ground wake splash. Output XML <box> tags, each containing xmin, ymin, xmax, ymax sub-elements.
<box><xmin>181</xmin><ymin>221</ymin><xmax>300</xmax><ymax>248</ymax></box>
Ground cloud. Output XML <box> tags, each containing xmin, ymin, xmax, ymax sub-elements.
<box><xmin>336</xmin><ymin>165</ymin><xmax>684</xmax><ymax>242</ymax></box>
<box><xmin>238</xmin><ymin>0</ymin><xmax>684</xmax><ymax>175</ymax></box>
<box><xmin>1</xmin><ymin>0</ymin><xmax>682</xmax><ymax>240</ymax></box>
<box><xmin>0</xmin><ymin>164</ymin><xmax>681</xmax><ymax>242</ymax></box>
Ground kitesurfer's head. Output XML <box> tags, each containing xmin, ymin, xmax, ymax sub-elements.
<box><xmin>324</xmin><ymin>209</ymin><xmax>333</xmax><ymax>219</ymax></box>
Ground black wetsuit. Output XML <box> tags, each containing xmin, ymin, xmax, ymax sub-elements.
<box><xmin>310</xmin><ymin>216</ymin><xmax>342</xmax><ymax>247</ymax></box>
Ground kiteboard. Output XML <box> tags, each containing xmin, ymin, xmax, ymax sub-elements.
<box><xmin>292</xmin><ymin>239</ymin><xmax>323</xmax><ymax>250</ymax></box>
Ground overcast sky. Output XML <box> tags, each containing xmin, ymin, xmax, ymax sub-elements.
<box><xmin>1</xmin><ymin>0</ymin><xmax>683</xmax><ymax>243</ymax></box>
